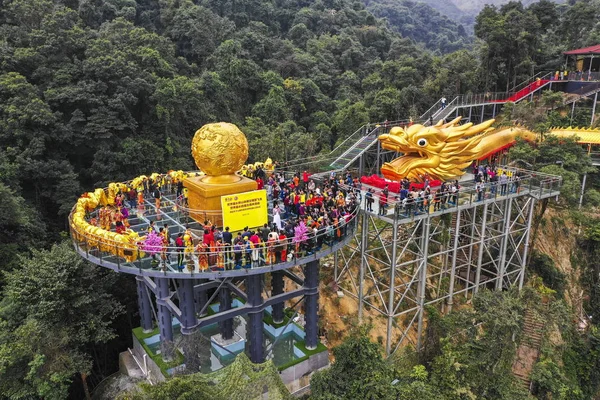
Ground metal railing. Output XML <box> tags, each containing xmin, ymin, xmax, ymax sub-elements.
<box><xmin>361</xmin><ymin>166</ymin><xmax>562</xmax><ymax>221</ymax></box>
<box><xmin>509</xmin><ymin>71</ymin><xmax>553</xmax><ymax>94</ymax></box>
<box><xmin>278</xmin><ymin>124</ymin><xmax>371</xmax><ymax>172</ymax></box>
<box><xmin>69</xmin><ymin>189</ymin><xmax>361</xmax><ymax>277</ymax></box>
<box><xmin>566</xmin><ymin>71</ymin><xmax>600</xmax><ymax>82</ymax></box>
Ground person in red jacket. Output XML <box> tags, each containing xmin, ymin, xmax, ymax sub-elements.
<box><xmin>302</xmin><ymin>170</ymin><xmax>309</xmax><ymax>189</ymax></box>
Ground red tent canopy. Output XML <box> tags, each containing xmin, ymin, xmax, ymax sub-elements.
<box><xmin>564</xmin><ymin>45</ymin><xmax>600</xmax><ymax>55</ymax></box>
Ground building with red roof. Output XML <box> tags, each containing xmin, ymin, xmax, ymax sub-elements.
<box><xmin>564</xmin><ymin>45</ymin><xmax>600</xmax><ymax>78</ymax></box>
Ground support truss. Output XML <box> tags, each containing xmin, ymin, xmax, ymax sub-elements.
<box><xmin>334</xmin><ymin>195</ymin><xmax>537</xmax><ymax>356</ymax></box>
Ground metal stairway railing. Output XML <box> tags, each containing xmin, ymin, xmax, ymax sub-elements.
<box><xmin>279</xmin><ymin>123</ymin><xmax>370</xmax><ymax>172</ymax></box>
<box><xmin>329</xmin><ymin>129</ymin><xmax>380</xmax><ymax>170</ymax></box>
<box><xmin>423</xmin><ymin>73</ymin><xmax>555</xmax><ymax>125</ymax></box>
<box><xmin>562</xmin><ymin>82</ymin><xmax>600</xmax><ymax>106</ymax></box>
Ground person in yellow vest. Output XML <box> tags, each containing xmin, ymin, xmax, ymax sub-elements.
<box><xmin>183</xmin><ymin>227</ymin><xmax>194</xmax><ymax>271</ymax></box>
<box><xmin>266</xmin><ymin>232</ymin><xmax>277</xmax><ymax>265</ymax></box>
<box><xmin>182</xmin><ymin>187</ymin><xmax>188</xmax><ymax>207</ymax></box>
<box><xmin>196</xmin><ymin>241</ymin><xmax>209</xmax><ymax>271</ymax></box>
<box><xmin>215</xmin><ymin>239</ymin><xmax>225</xmax><ymax>270</ymax></box>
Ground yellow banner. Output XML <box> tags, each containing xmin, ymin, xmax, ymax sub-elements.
<box><xmin>221</xmin><ymin>190</ymin><xmax>268</xmax><ymax>232</ymax></box>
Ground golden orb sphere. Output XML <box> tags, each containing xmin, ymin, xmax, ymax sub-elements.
<box><xmin>191</xmin><ymin>122</ymin><xmax>249</xmax><ymax>176</ymax></box>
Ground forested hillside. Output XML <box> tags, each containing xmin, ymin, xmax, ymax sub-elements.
<box><xmin>1</xmin><ymin>0</ymin><xmax>600</xmax><ymax>398</ymax></box>
<box><xmin>413</xmin><ymin>0</ymin><xmax>565</xmax><ymax>28</ymax></box>
<box><xmin>363</xmin><ymin>0</ymin><xmax>471</xmax><ymax>52</ymax></box>
<box><xmin>0</xmin><ymin>0</ymin><xmax>450</xmax><ymax>237</ymax></box>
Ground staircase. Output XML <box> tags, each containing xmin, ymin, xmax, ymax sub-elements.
<box><xmin>423</xmin><ymin>74</ymin><xmax>554</xmax><ymax>126</ymax></box>
<box><xmin>512</xmin><ymin>309</ymin><xmax>545</xmax><ymax>392</ymax></box>
<box><xmin>562</xmin><ymin>81</ymin><xmax>600</xmax><ymax>106</ymax></box>
<box><xmin>330</xmin><ymin>131</ymin><xmax>379</xmax><ymax>170</ymax></box>
<box><xmin>505</xmin><ymin>79</ymin><xmax>551</xmax><ymax>102</ymax></box>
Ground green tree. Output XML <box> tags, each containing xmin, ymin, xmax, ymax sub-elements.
<box><xmin>310</xmin><ymin>326</ymin><xmax>396</xmax><ymax>400</ymax></box>
<box><xmin>0</xmin><ymin>242</ymin><xmax>124</xmax><ymax>399</ymax></box>
<box><xmin>0</xmin><ymin>182</ymin><xmax>46</xmax><ymax>277</ymax></box>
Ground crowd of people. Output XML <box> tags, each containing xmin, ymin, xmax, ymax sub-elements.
<box><xmin>364</xmin><ymin>163</ymin><xmax>524</xmax><ymax>218</ymax></box>
<box><xmin>87</xmin><ymin>159</ymin><xmax>526</xmax><ymax>271</ymax></box>
<box><xmin>136</xmin><ymin>169</ymin><xmax>361</xmax><ymax>272</ymax></box>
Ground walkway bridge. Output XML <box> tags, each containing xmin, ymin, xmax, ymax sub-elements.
<box><xmin>279</xmin><ymin>71</ymin><xmax>599</xmax><ymax>176</ymax></box>
<box><xmin>334</xmin><ymin>167</ymin><xmax>561</xmax><ymax>356</ymax></box>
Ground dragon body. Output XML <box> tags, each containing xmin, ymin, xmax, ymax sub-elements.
<box><xmin>379</xmin><ymin>117</ymin><xmax>539</xmax><ymax>182</ymax></box>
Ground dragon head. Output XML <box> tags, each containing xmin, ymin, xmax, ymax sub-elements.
<box><xmin>378</xmin><ymin>117</ymin><xmax>496</xmax><ymax>182</ymax></box>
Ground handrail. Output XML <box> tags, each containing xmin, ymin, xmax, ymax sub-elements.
<box><xmin>360</xmin><ymin>165</ymin><xmax>562</xmax><ymax>214</ymax></box>
<box><xmin>508</xmin><ymin>71</ymin><xmax>553</xmax><ymax>94</ymax></box>
<box><xmin>69</xmin><ymin>189</ymin><xmax>362</xmax><ymax>276</ymax></box>
<box><xmin>279</xmin><ymin>123</ymin><xmax>369</xmax><ymax>170</ymax></box>
<box><xmin>562</xmin><ymin>82</ymin><xmax>600</xmax><ymax>106</ymax></box>
<box><xmin>331</xmin><ymin>127</ymin><xmax>381</xmax><ymax>164</ymax></box>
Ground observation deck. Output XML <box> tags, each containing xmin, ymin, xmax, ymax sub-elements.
<box><xmin>69</xmin><ymin>169</ymin><xmax>359</xmax><ymax>378</ymax></box>
<box><xmin>69</xmin><ymin>181</ymin><xmax>359</xmax><ymax>280</ymax></box>
<box><xmin>67</xmin><ymin>164</ymin><xmax>561</xmax><ymax>380</ymax></box>
<box><xmin>367</xmin><ymin>166</ymin><xmax>562</xmax><ymax>224</ymax></box>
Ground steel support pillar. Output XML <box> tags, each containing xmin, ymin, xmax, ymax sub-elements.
<box><xmin>304</xmin><ymin>260</ymin><xmax>320</xmax><ymax>350</ymax></box>
<box><xmin>592</xmin><ymin>92</ymin><xmax>598</xmax><ymax>125</ymax></box>
<box><xmin>246</xmin><ymin>274</ymin><xmax>265</xmax><ymax>363</ymax></box>
<box><xmin>385</xmin><ymin>221</ymin><xmax>399</xmax><ymax>356</ymax></box>
<box><xmin>136</xmin><ymin>276</ymin><xmax>153</xmax><ymax>332</ymax></box>
<box><xmin>416</xmin><ymin>216</ymin><xmax>431</xmax><ymax>352</ymax></box>
<box><xmin>468</xmin><ymin>106</ymin><xmax>472</xmax><ymax>122</ymax></box>
<box><xmin>579</xmin><ymin>173</ymin><xmax>587</xmax><ymax>210</ymax></box>
<box><xmin>480</xmin><ymin>105</ymin><xmax>485</xmax><ymax>122</ymax></box>
<box><xmin>465</xmin><ymin>208</ymin><xmax>476</xmax><ymax>298</ymax></box>
<box><xmin>219</xmin><ymin>287</ymin><xmax>234</xmax><ymax>340</ymax></box>
<box><xmin>195</xmin><ymin>279</ymin><xmax>208</xmax><ymax>316</ymax></box>
<box><xmin>519</xmin><ymin>199</ymin><xmax>536</xmax><ymax>289</ymax></box>
<box><xmin>333</xmin><ymin>250</ymin><xmax>339</xmax><ymax>282</ymax></box>
<box><xmin>179</xmin><ymin>279</ymin><xmax>197</xmax><ymax>334</ymax></box>
<box><xmin>156</xmin><ymin>277</ymin><xmax>174</xmax><ymax>361</ymax></box>
<box><xmin>358</xmin><ymin>212</ymin><xmax>368</xmax><ymax>322</ymax></box>
<box><xmin>447</xmin><ymin>209</ymin><xmax>461</xmax><ymax>312</ymax></box>
<box><xmin>358</xmin><ymin>153</ymin><xmax>364</xmax><ymax>177</ymax></box>
<box><xmin>474</xmin><ymin>203</ymin><xmax>489</xmax><ymax>294</ymax></box>
<box><xmin>271</xmin><ymin>270</ymin><xmax>285</xmax><ymax>324</ymax></box>
<box><xmin>496</xmin><ymin>199</ymin><xmax>513</xmax><ymax>291</ymax></box>
<box><xmin>376</xmin><ymin>140</ymin><xmax>381</xmax><ymax>171</ymax></box>
<box><xmin>492</xmin><ymin>104</ymin><xmax>497</xmax><ymax>118</ymax></box>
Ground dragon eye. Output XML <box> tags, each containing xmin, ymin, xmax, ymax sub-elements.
<box><xmin>417</xmin><ymin>138</ymin><xmax>428</xmax><ymax>147</ymax></box>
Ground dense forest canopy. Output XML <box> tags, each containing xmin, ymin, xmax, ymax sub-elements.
<box><xmin>1</xmin><ymin>0</ymin><xmax>600</xmax><ymax>398</ymax></box>
<box><xmin>364</xmin><ymin>0</ymin><xmax>471</xmax><ymax>52</ymax></box>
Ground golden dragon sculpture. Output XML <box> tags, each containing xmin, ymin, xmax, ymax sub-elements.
<box><xmin>378</xmin><ymin>117</ymin><xmax>541</xmax><ymax>182</ymax></box>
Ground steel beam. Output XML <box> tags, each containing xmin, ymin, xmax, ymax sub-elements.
<box><xmin>304</xmin><ymin>260</ymin><xmax>320</xmax><ymax>350</ymax></box>
<box><xmin>179</xmin><ymin>279</ymin><xmax>197</xmax><ymax>334</ymax></box>
<box><xmin>358</xmin><ymin>212</ymin><xmax>368</xmax><ymax>322</ymax></box>
<box><xmin>447</xmin><ymin>209</ymin><xmax>461</xmax><ymax>312</ymax></box>
<box><xmin>519</xmin><ymin>199</ymin><xmax>536</xmax><ymax>289</ymax></box>
<box><xmin>416</xmin><ymin>216</ymin><xmax>431</xmax><ymax>351</ymax></box>
<box><xmin>271</xmin><ymin>270</ymin><xmax>285</xmax><ymax>324</ymax></box>
<box><xmin>192</xmin><ymin>279</ymin><xmax>206</xmax><ymax>316</ymax></box>
<box><xmin>246</xmin><ymin>274</ymin><xmax>265</xmax><ymax>363</ymax></box>
<box><xmin>386</xmin><ymin>221</ymin><xmax>399</xmax><ymax>355</ymax></box>
<box><xmin>219</xmin><ymin>287</ymin><xmax>234</xmax><ymax>340</ymax></box>
<box><xmin>156</xmin><ymin>277</ymin><xmax>174</xmax><ymax>361</ymax></box>
<box><xmin>474</xmin><ymin>203</ymin><xmax>489</xmax><ymax>294</ymax></box>
<box><xmin>496</xmin><ymin>199</ymin><xmax>513</xmax><ymax>291</ymax></box>
<box><xmin>136</xmin><ymin>276</ymin><xmax>154</xmax><ymax>332</ymax></box>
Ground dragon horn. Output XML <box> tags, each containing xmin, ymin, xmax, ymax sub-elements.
<box><xmin>463</xmin><ymin>119</ymin><xmax>495</xmax><ymax>136</ymax></box>
<box><xmin>439</xmin><ymin>116</ymin><xmax>462</xmax><ymax>128</ymax></box>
